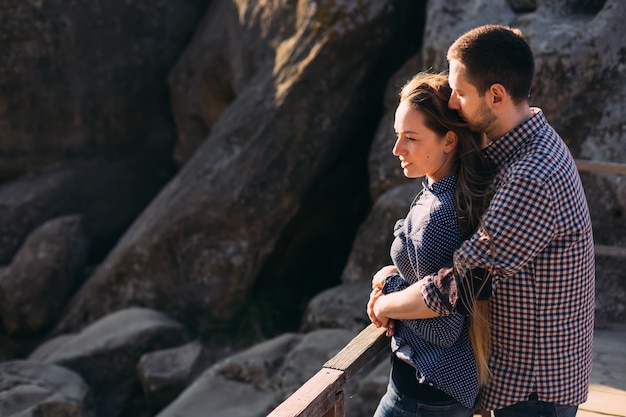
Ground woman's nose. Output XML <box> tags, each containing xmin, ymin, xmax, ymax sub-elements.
<box><xmin>448</xmin><ymin>92</ymin><xmax>459</xmax><ymax>110</ymax></box>
<box><xmin>392</xmin><ymin>138</ymin><xmax>403</xmax><ymax>156</ymax></box>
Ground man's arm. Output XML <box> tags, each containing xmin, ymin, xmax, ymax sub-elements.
<box><xmin>375</xmin><ymin>280</ymin><xmax>439</xmax><ymax>319</ymax></box>
<box><xmin>368</xmin><ymin>278</ymin><xmax>439</xmax><ymax>331</ymax></box>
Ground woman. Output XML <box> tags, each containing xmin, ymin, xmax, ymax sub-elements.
<box><xmin>368</xmin><ymin>72</ymin><xmax>495</xmax><ymax>417</ymax></box>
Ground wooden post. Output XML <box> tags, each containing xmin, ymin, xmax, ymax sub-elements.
<box><xmin>321</xmin><ymin>391</ymin><xmax>345</xmax><ymax>417</ymax></box>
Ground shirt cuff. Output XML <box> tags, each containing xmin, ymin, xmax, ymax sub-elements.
<box><xmin>420</xmin><ymin>267</ymin><xmax>457</xmax><ymax>316</ymax></box>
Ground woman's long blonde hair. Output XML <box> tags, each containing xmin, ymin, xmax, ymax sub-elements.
<box><xmin>400</xmin><ymin>72</ymin><xmax>496</xmax><ymax>386</ymax></box>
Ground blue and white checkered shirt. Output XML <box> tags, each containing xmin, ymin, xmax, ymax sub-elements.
<box><xmin>385</xmin><ymin>175</ymin><xmax>479</xmax><ymax>409</ymax></box>
<box><xmin>422</xmin><ymin>108</ymin><xmax>595</xmax><ymax>410</ymax></box>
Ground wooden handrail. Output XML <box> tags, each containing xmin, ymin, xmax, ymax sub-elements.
<box><xmin>574</xmin><ymin>159</ymin><xmax>626</xmax><ymax>258</ymax></box>
<box><xmin>575</xmin><ymin>159</ymin><xmax>626</xmax><ymax>176</ymax></box>
<box><xmin>266</xmin><ymin>324</ymin><xmax>388</xmax><ymax>417</ymax></box>
<box><xmin>595</xmin><ymin>244</ymin><xmax>626</xmax><ymax>258</ymax></box>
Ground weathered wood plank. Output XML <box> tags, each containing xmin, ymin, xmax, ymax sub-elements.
<box><xmin>577</xmin><ymin>411</ymin><xmax>609</xmax><ymax>417</ymax></box>
<box><xmin>575</xmin><ymin>159</ymin><xmax>626</xmax><ymax>176</ymax></box>
<box><xmin>579</xmin><ymin>384</ymin><xmax>626</xmax><ymax>417</ymax></box>
<box><xmin>266</xmin><ymin>368</ymin><xmax>345</xmax><ymax>417</ymax></box>
<box><xmin>332</xmin><ymin>391</ymin><xmax>345</xmax><ymax>417</ymax></box>
<box><xmin>594</xmin><ymin>244</ymin><xmax>626</xmax><ymax>258</ymax></box>
<box><xmin>323</xmin><ymin>324</ymin><xmax>388</xmax><ymax>379</ymax></box>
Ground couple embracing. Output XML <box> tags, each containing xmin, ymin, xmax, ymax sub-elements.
<box><xmin>367</xmin><ymin>24</ymin><xmax>594</xmax><ymax>417</ymax></box>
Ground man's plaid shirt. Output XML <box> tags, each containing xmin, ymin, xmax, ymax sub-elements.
<box><xmin>422</xmin><ymin>108</ymin><xmax>595</xmax><ymax>411</ymax></box>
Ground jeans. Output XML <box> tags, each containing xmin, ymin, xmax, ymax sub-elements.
<box><xmin>373</xmin><ymin>380</ymin><xmax>475</xmax><ymax>417</ymax></box>
<box><xmin>493</xmin><ymin>400</ymin><xmax>578</xmax><ymax>417</ymax></box>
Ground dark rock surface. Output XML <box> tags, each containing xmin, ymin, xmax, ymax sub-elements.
<box><xmin>0</xmin><ymin>0</ymin><xmax>624</xmax><ymax>416</ymax></box>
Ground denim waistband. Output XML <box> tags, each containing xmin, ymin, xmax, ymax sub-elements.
<box><xmin>390</xmin><ymin>355</ymin><xmax>455</xmax><ymax>402</ymax></box>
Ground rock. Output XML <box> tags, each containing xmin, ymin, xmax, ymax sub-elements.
<box><xmin>168</xmin><ymin>0</ymin><xmax>282</xmax><ymax>165</ymax></box>
<box><xmin>0</xmin><ymin>215</ymin><xmax>88</xmax><ymax>336</ymax></box>
<box><xmin>156</xmin><ymin>329</ymin><xmax>357</xmax><ymax>417</ymax></box>
<box><xmin>0</xmin><ymin>0</ymin><xmax>207</xmax><ymax>180</ymax></box>
<box><xmin>506</xmin><ymin>0</ymin><xmax>537</xmax><ymax>13</ymax></box>
<box><xmin>0</xmin><ymin>168</ymin><xmax>78</xmax><ymax>265</ymax></box>
<box><xmin>52</xmin><ymin>0</ymin><xmax>426</xmax><ymax>336</ymax></box>
<box><xmin>276</xmin><ymin>329</ymin><xmax>357</xmax><ymax>396</ymax></box>
<box><xmin>214</xmin><ymin>333</ymin><xmax>303</xmax><ymax>390</ymax></box>
<box><xmin>138</xmin><ymin>341</ymin><xmax>212</xmax><ymax>413</ymax></box>
<box><xmin>593</xmin><ymin>254</ymin><xmax>626</xmax><ymax>321</ymax></box>
<box><xmin>340</xmin><ymin>184</ymin><xmax>417</xmax><ymax>284</ymax></box>
<box><xmin>156</xmin><ymin>332</ymin><xmax>302</xmax><ymax>417</ymax></box>
<box><xmin>29</xmin><ymin>308</ymin><xmax>190</xmax><ymax>417</ymax></box>
<box><xmin>0</xmin><ymin>157</ymin><xmax>177</xmax><ymax>268</ymax></box>
<box><xmin>302</xmin><ymin>280</ymin><xmax>373</xmax><ymax>332</ymax></box>
<box><xmin>353</xmin><ymin>357</ymin><xmax>392</xmax><ymax>416</ymax></box>
<box><xmin>156</xmin><ymin>374</ymin><xmax>278</xmax><ymax>417</ymax></box>
<box><xmin>0</xmin><ymin>360</ymin><xmax>95</xmax><ymax>417</ymax></box>
<box><xmin>367</xmin><ymin>53</ymin><xmax>422</xmax><ymax>201</ymax></box>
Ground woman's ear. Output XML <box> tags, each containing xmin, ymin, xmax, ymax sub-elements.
<box><xmin>444</xmin><ymin>131</ymin><xmax>458</xmax><ymax>153</ymax></box>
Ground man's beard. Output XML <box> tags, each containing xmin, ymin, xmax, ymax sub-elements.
<box><xmin>466</xmin><ymin>100</ymin><xmax>497</xmax><ymax>134</ymax></box>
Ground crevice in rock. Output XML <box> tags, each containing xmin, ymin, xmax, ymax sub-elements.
<box><xmin>237</xmin><ymin>2</ymin><xmax>427</xmax><ymax>342</ymax></box>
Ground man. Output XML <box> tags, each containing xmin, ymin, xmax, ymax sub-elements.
<box><xmin>368</xmin><ymin>25</ymin><xmax>595</xmax><ymax>416</ymax></box>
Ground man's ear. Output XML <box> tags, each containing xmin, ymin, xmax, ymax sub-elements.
<box><xmin>490</xmin><ymin>83</ymin><xmax>506</xmax><ymax>105</ymax></box>
<box><xmin>444</xmin><ymin>131</ymin><xmax>458</xmax><ymax>153</ymax></box>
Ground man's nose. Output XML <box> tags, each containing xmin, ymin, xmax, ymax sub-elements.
<box><xmin>448</xmin><ymin>93</ymin><xmax>459</xmax><ymax>110</ymax></box>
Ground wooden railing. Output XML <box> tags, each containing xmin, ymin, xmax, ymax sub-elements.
<box><xmin>265</xmin><ymin>158</ymin><xmax>626</xmax><ymax>417</ymax></box>
<box><xmin>266</xmin><ymin>324</ymin><xmax>388</xmax><ymax>417</ymax></box>
<box><xmin>575</xmin><ymin>159</ymin><xmax>626</xmax><ymax>259</ymax></box>
<box><xmin>574</xmin><ymin>159</ymin><xmax>626</xmax><ymax>176</ymax></box>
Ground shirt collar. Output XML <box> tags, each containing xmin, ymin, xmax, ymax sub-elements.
<box><xmin>484</xmin><ymin>107</ymin><xmax>546</xmax><ymax>168</ymax></box>
<box><xmin>422</xmin><ymin>175</ymin><xmax>457</xmax><ymax>195</ymax></box>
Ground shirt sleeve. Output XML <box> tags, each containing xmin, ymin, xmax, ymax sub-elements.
<box><xmin>422</xmin><ymin>173</ymin><xmax>556</xmax><ymax>314</ymax></box>
<box><xmin>384</xmin><ymin>272</ymin><xmax>464</xmax><ymax>347</ymax></box>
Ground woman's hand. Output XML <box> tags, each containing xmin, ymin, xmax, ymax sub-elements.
<box><xmin>367</xmin><ymin>287</ymin><xmax>383</xmax><ymax>326</ymax></box>
<box><xmin>369</xmin><ymin>265</ymin><xmax>399</xmax><ymax>336</ymax></box>
<box><xmin>367</xmin><ymin>287</ymin><xmax>395</xmax><ymax>336</ymax></box>
<box><xmin>372</xmin><ymin>265</ymin><xmax>399</xmax><ymax>289</ymax></box>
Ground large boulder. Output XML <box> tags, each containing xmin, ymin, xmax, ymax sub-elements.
<box><xmin>137</xmin><ymin>340</ymin><xmax>212</xmax><ymax>413</ymax></box>
<box><xmin>0</xmin><ymin>168</ymin><xmax>78</xmax><ymax>265</ymax></box>
<box><xmin>0</xmin><ymin>360</ymin><xmax>95</xmax><ymax>417</ymax></box>
<box><xmin>0</xmin><ymin>215</ymin><xmax>87</xmax><ymax>336</ymax></box>
<box><xmin>30</xmin><ymin>308</ymin><xmax>190</xmax><ymax>417</ymax></box>
<box><xmin>52</xmin><ymin>0</ymin><xmax>426</xmax><ymax>335</ymax></box>
<box><xmin>0</xmin><ymin>155</ymin><xmax>178</xmax><ymax>268</ymax></box>
<box><xmin>367</xmin><ymin>53</ymin><xmax>421</xmax><ymax>201</ymax></box>
<box><xmin>0</xmin><ymin>0</ymin><xmax>208</xmax><ymax>180</ymax></box>
<box><xmin>340</xmin><ymin>184</ymin><xmax>417</xmax><ymax>284</ymax></box>
<box><xmin>302</xmin><ymin>280</ymin><xmax>373</xmax><ymax>332</ymax></box>
<box><xmin>155</xmin><ymin>327</ymin><xmax>384</xmax><ymax>417</ymax></box>
<box><xmin>168</xmin><ymin>0</ymin><xmax>286</xmax><ymax>165</ymax></box>
<box><xmin>156</xmin><ymin>332</ymin><xmax>303</xmax><ymax>417</ymax></box>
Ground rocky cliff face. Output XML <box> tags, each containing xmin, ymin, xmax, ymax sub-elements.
<box><xmin>0</xmin><ymin>0</ymin><xmax>624</xmax><ymax>416</ymax></box>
